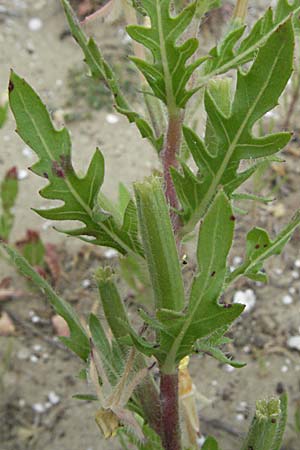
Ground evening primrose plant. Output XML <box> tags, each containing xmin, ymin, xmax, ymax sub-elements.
<box><xmin>3</xmin><ymin>0</ymin><xmax>300</xmax><ymax>449</ymax></box>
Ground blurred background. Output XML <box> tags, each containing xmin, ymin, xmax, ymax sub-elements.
<box><xmin>0</xmin><ymin>1</ymin><xmax>300</xmax><ymax>449</ymax></box>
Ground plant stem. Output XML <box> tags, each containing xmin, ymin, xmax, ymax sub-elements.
<box><xmin>162</xmin><ymin>111</ymin><xmax>183</xmax><ymax>236</ymax></box>
<box><xmin>160</xmin><ymin>371</ymin><xmax>181</xmax><ymax>450</ymax></box>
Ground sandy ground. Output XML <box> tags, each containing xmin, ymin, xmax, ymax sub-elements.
<box><xmin>1</xmin><ymin>1</ymin><xmax>300</xmax><ymax>450</ymax></box>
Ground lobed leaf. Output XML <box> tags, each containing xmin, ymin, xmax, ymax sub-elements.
<box><xmin>172</xmin><ymin>18</ymin><xmax>294</xmax><ymax>232</ymax></box>
<box><xmin>9</xmin><ymin>71</ymin><xmax>143</xmax><ymax>256</ymax></box>
<box><xmin>198</xmin><ymin>0</ymin><xmax>300</xmax><ymax>88</ymax></box>
<box><xmin>227</xmin><ymin>211</ymin><xmax>300</xmax><ymax>285</ymax></box>
<box><xmin>60</xmin><ymin>0</ymin><xmax>162</xmax><ymax>152</ymax></box>
<box><xmin>127</xmin><ymin>0</ymin><xmax>207</xmax><ymax>110</ymax></box>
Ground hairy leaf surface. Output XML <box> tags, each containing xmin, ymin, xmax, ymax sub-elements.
<box><xmin>127</xmin><ymin>0</ymin><xmax>206</xmax><ymax>109</ymax></box>
<box><xmin>9</xmin><ymin>71</ymin><xmax>143</xmax><ymax>256</ymax></box>
<box><xmin>172</xmin><ymin>19</ymin><xmax>294</xmax><ymax>231</ymax></box>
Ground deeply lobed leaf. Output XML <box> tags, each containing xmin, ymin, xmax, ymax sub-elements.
<box><xmin>172</xmin><ymin>18</ymin><xmax>294</xmax><ymax>231</ymax></box>
<box><xmin>127</xmin><ymin>0</ymin><xmax>206</xmax><ymax>110</ymax></box>
<box><xmin>9</xmin><ymin>71</ymin><xmax>143</xmax><ymax>256</ymax></box>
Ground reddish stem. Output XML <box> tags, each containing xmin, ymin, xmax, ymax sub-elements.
<box><xmin>160</xmin><ymin>372</ymin><xmax>181</xmax><ymax>450</ymax></box>
<box><xmin>161</xmin><ymin>112</ymin><xmax>183</xmax><ymax>236</ymax></box>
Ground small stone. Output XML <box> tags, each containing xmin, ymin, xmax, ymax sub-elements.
<box><xmin>236</xmin><ymin>413</ymin><xmax>244</xmax><ymax>422</ymax></box>
<box><xmin>19</xmin><ymin>399</ymin><xmax>26</xmax><ymax>407</ymax></box>
<box><xmin>32</xmin><ymin>403</ymin><xmax>46</xmax><ymax>413</ymax></box>
<box><xmin>31</xmin><ymin>315</ymin><xmax>41</xmax><ymax>323</ymax></box>
<box><xmin>282</xmin><ymin>294</ymin><xmax>293</xmax><ymax>305</ymax></box>
<box><xmin>44</xmin><ymin>402</ymin><xmax>52</xmax><ymax>409</ymax></box>
<box><xmin>28</xmin><ymin>18</ymin><xmax>43</xmax><ymax>31</ymax></box>
<box><xmin>224</xmin><ymin>364</ymin><xmax>235</xmax><ymax>373</ymax></box>
<box><xmin>233</xmin><ymin>256</ymin><xmax>242</xmax><ymax>266</ymax></box>
<box><xmin>291</xmin><ymin>271</ymin><xmax>299</xmax><ymax>279</ymax></box>
<box><xmin>81</xmin><ymin>279</ymin><xmax>91</xmax><ymax>288</ymax></box>
<box><xmin>289</xmin><ymin>287</ymin><xmax>296</xmax><ymax>295</ymax></box>
<box><xmin>233</xmin><ymin>289</ymin><xmax>256</xmax><ymax>312</ymax></box>
<box><xmin>104</xmin><ymin>248</ymin><xmax>118</xmax><ymax>259</ymax></box>
<box><xmin>287</xmin><ymin>336</ymin><xmax>300</xmax><ymax>351</ymax></box>
<box><xmin>294</xmin><ymin>259</ymin><xmax>300</xmax><ymax>269</ymax></box>
<box><xmin>17</xmin><ymin>169</ymin><xmax>28</xmax><ymax>180</ymax></box>
<box><xmin>33</xmin><ymin>344</ymin><xmax>42</xmax><ymax>352</ymax></box>
<box><xmin>106</xmin><ymin>113</ymin><xmax>119</xmax><ymax>124</ymax></box>
<box><xmin>243</xmin><ymin>345</ymin><xmax>251</xmax><ymax>354</ymax></box>
<box><xmin>22</xmin><ymin>146</ymin><xmax>33</xmax><ymax>159</ymax></box>
<box><xmin>281</xmin><ymin>365</ymin><xmax>288</xmax><ymax>373</ymax></box>
<box><xmin>30</xmin><ymin>355</ymin><xmax>38</xmax><ymax>363</ymax></box>
<box><xmin>48</xmin><ymin>391</ymin><xmax>60</xmax><ymax>405</ymax></box>
<box><xmin>274</xmin><ymin>268</ymin><xmax>283</xmax><ymax>275</ymax></box>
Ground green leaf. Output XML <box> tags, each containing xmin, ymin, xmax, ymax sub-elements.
<box><xmin>9</xmin><ymin>71</ymin><xmax>143</xmax><ymax>256</ymax></box>
<box><xmin>72</xmin><ymin>394</ymin><xmax>98</xmax><ymax>401</ymax></box>
<box><xmin>227</xmin><ymin>211</ymin><xmax>300</xmax><ymax>285</ymax></box>
<box><xmin>60</xmin><ymin>0</ymin><xmax>162</xmax><ymax>152</ymax></box>
<box><xmin>95</xmin><ymin>267</ymin><xmax>130</xmax><ymax>339</ymax></box>
<box><xmin>173</xmin><ymin>18</ymin><xmax>294</xmax><ymax>231</ymax></box>
<box><xmin>198</xmin><ymin>1</ymin><xmax>300</xmax><ymax>88</ymax></box>
<box><xmin>17</xmin><ymin>230</ymin><xmax>45</xmax><ymax>267</ymax></box>
<box><xmin>202</xmin><ymin>436</ymin><xmax>220</xmax><ymax>450</ymax></box>
<box><xmin>196</xmin><ymin>326</ymin><xmax>246</xmax><ymax>368</ymax></box>
<box><xmin>196</xmin><ymin>0</ymin><xmax>221</xmax><ymax>18</ymax></box>
<box><xmin>127</xmin><ymin>0</ymin><xmax>207</xmax><ymax>110</ymax></box>
<box><xmin>134</xmin><ymin>177</ymin><xmax>185</xmax><ymax>312</ymax></box>
<box><xmin>0</xmin><ymin>100</ymin><xmax>8</xmax><ymax>128</ymax></box>
<box><xmin>2</xmin><ymin>244</ymin><xmax>90</xmax><ymax>360</ymax></box>
<box><xmin>157</xmin><ymin>192</ymin><xmax>244</xmax><ymax>372</ymax></box>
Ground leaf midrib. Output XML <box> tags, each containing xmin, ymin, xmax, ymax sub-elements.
<box><xmin>184</xmin><ymin>40</ymin><xmax>285</xmax><ymax>234</ymax></box>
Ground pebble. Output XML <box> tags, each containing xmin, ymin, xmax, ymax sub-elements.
<box><xmin>233</xmin><ymin>289</ymin><xmax>256</xmax><ymax>312</ymax></box>
<box><xmin>236</xmin><ymin>413</ymin><xmax>244</xmax><ymax>422</ymax></box>
<box><xmin>33</xmin><ymin>344</ymin><xmax>42</xmax><ymax>352</ymax></box>
<box><xmin>82</xmin><ymin>279</ymin><xmax>91</xmax><ymax>288</ymax></box>
<box><xmin>289</xmin><ymin>287</ymin><xmax>296</xmax><ymax>295</ymax></box>
<box><xmin>32</xmin><ymin>403</ymin><xmax>46</xmax><ymax>413</ymax></box>
<box><xmin>233</xmin><ymin>256</ymin><xmax>242</xmax><ymax>266</ymax></box>
<box><xmin>291</xmin><ymin>271</ymin><xmax>299</xmax><ymax>280</ymax></box>
<box><xmin>30</xmin><ymin>355</ymin><xmax>39</xmax><ymax>363</ymax></box>
<box><xmin>28</xmin><ymin>17</ymin><xmax>43</xmax><ymax>31</ymax></box>
<box><xmin>106</xmin><ymin>113</ymin><xmax>119</xmax><ymax>124</ymax></box>
<box><xmin>223</xmin><ymin>364</ymin><xmax>235</xmax><ymax>373</ymax></box>
<box><xmin>287</xmin><ymin>336</ymin><xmax>300</xmax><ymax>351</ymax></box>
<box><xmin>48</xmin><ymin>391</ymin><xmax>60</xmax><ymax>405</ymax></box>
<box><xmin>282</xmin><ymin>294</ymin><xmax>293</xmax><ymax>305</ymax></box>
<box><xmin>17</xmin><ymin>169</ymin><xmax>28</xmax><ymax>180</ymax></box>
<box><xmin>19</xmin><ymin>399</ymin><xmax>26</xmax><ymax>408</ymax></box>
<box><xmin>31</xmin><ymin>315</ymin><xmax>41</xmax><ymax>323</ymax></box>
<box><xmin>281</xmin><ymin>365</ymin><xmax>288</xmax><ymax>373</ymax></box>
<box><xmin>294</xmin><ymin>259</ymin><xmax>300</xmax><ymax>269</ymax></box>
<box><xmin>22</xmin><ymin>146</ymin><xmax>33</xmax><ymax>159</ymax></box>
<box><xmin>104</xmin><ymin>248</ymin><xmax>118</xmax><ymax>259</ymax></box>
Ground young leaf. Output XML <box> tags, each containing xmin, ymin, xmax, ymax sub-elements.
<box><xmin>9</xmin><ymin>71</ymin><xmax>143</xmax><ymax>256</ymax></box>
<box><xmin>127</xmin><ymin>0</ymin><xmax>207</xmax><ymax>110</ymax></box>
<box><xmin>2</xmin><ymin>244</ymin><xmax>90</xmax><ymax>360</ymax></box>
<box><xmin>227</xmin><ymin>211</ymin><xmax>300</xmax><ymax>285</ymax></box>
<box><xmin>173</xmin><ymin>18</ymin><xmax>294</xmax><ymax>231</ymax></box>
<box><xmin>198</xmin><ymin>0</ymin><xmax>300</xmax><ymax>87</ymax></box>
<box><xmin>195</xmin><ymin>326</ymin><xmax>246</xmax><ymax>368</ymax></box>
<box><xmin>134</xmin><ymin>177</ymin><xmax>185</xmax><ymax>312</ymax></box>
<box><xmin>202</xmin><ymin>436</ymin><xmax>220</xmax><ymax>450</ymax></box>
<box><xmin>60</xmin><ymin>0</ymin><xmax>162</xmax><ymax>152</ymax></box>
<box><xmin>157</xmin><ymin>191</ymin><xmax>244</xmax><ymax>373</ymax></box>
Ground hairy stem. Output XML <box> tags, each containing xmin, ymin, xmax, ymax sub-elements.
<box><xmin>162</xmin><ymin>111</ymin><xmax>183</xmax><ymax>235</ymax></box>
<box><xmin>160</xmin><ymin>371</ymin><xmax>181</xmax><ymax>450</ymax></box>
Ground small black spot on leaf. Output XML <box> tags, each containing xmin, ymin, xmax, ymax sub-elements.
<box><xmin>8</xmin><ymin>80</ymin><xmax>14</xmax><ymax>93</ymax></box>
